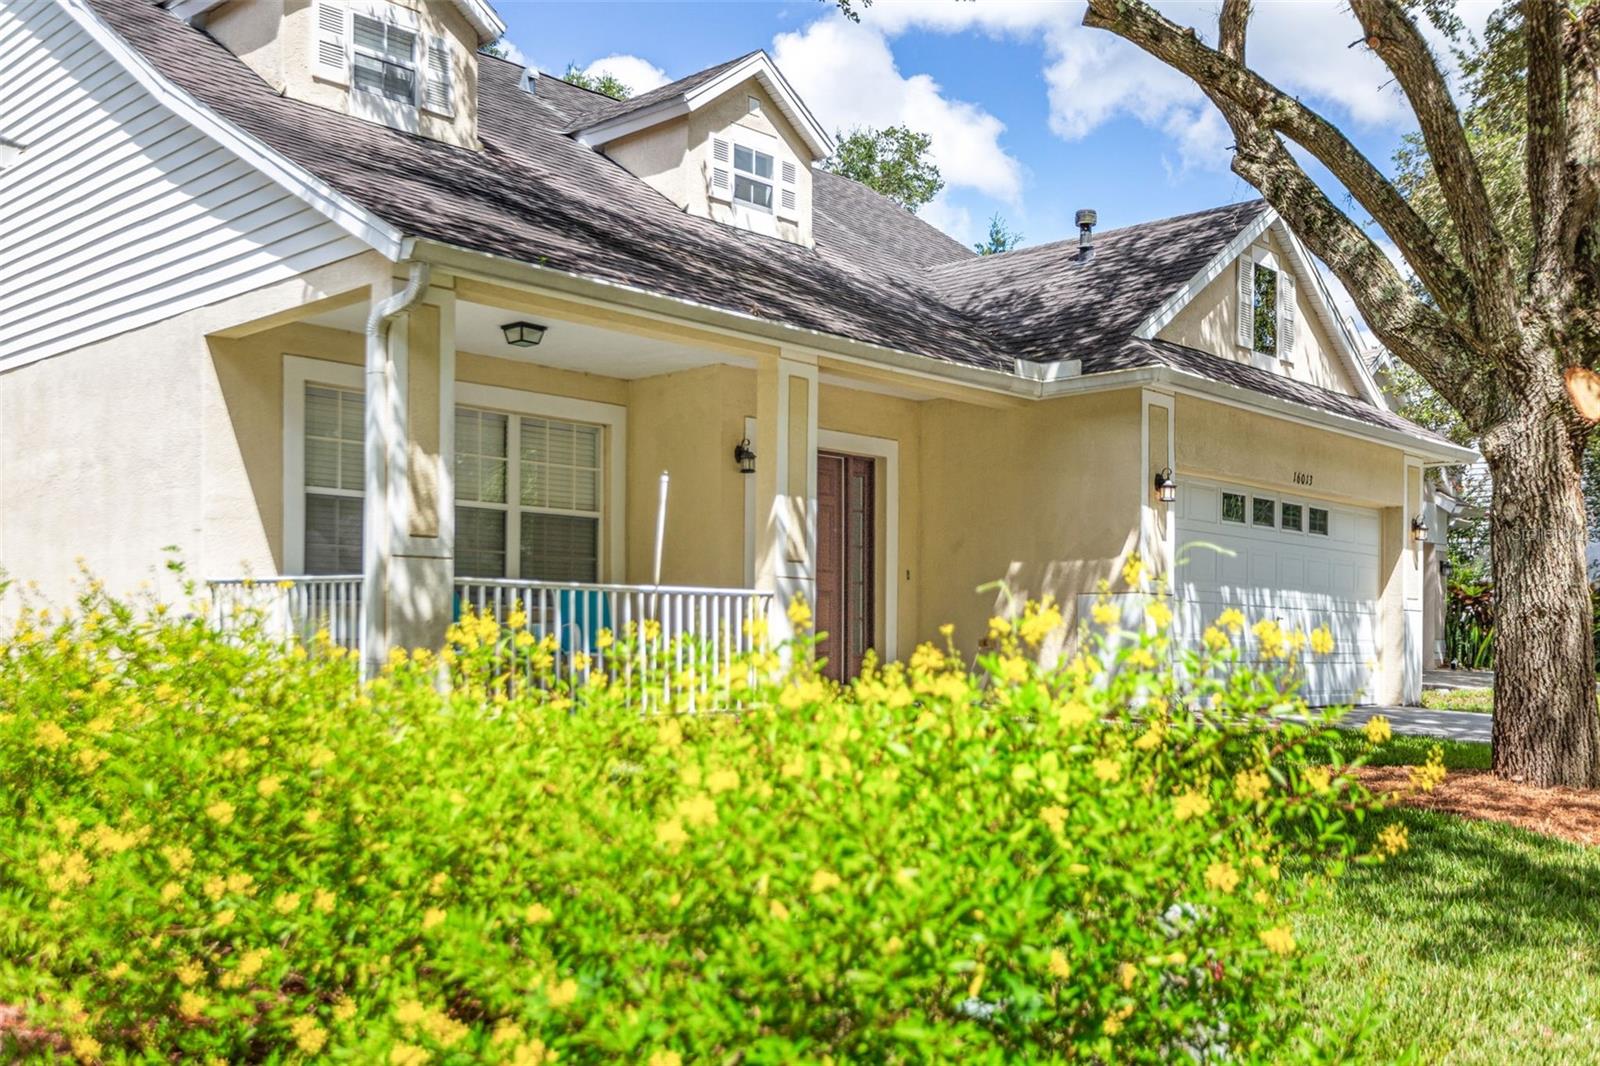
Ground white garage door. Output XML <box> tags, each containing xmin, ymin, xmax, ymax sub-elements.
<box><xmin>1173</xmin><ymin>479</ymin><xmax>1380</xmax><ymax>706</ymax></box>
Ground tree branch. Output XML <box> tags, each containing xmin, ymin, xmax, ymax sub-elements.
<box><xmin>1081</xmin><ymin>0</ymin><xmax>1475</xmax><ymax>332</ymax></box>
<box><xmin>1347</xmin><ymin>0</ymin><xmax>1518</xmax><ymax>346</ymax></box>
<box><xmin>1525</xmin><ymin>0</ymin><xmax>1568</xmax><ymax>298</ymax></box>
<box><xmin>1564</xmin><ymin>5</ymin><xmax>1600</xmax><ymax>326</ymax></box>
<box><xmin>1218</xmin><ymin>0</ymin><xmax>1250</xmax><ymax>63</ymax></box>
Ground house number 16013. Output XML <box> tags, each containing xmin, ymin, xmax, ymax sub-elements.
<box><xmin>1293</xmin><ymin>472</ymin><xmax>1314</xmax><ymax>486</ymax></box>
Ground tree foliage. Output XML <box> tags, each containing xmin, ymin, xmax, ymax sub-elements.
<box><xmin>974</xmin><ymin>213</ymin><xmax>1024</xmax><ymax>255</ymax></box>
<box><xmin>562</xmin><ymin>63</ymin><xmax>632</xmax><ymax>101</ymax></box>
<box><xmin>825</xmin><ymin>125</ymin><xmax>945</xmax><ymax>213</ymax></box>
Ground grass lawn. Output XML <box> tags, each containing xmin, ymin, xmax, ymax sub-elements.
<box><xmin>1290</xmin><ymin>739</ymin><xmax>1600</xmax><ymax>1063</ymax></box>
<box><xmin>1308</xmin><ymin>729</ymin><xmax>1492</xmax><ymax>771</ymax></box>
<box><xmin>1421</xmin><ymin>687</ymin><xmax>1494</xmax><ymax>714</ymax></box>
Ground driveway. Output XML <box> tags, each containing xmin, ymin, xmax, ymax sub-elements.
<box><xmin>1338</xmin><ymin>704</ymin><xmax>1491</xmax><ymax>744</ymax></box>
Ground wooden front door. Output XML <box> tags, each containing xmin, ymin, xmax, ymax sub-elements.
<box><xmin>815</xmin><ymin>451</ymin><xmax>875</xmax><ymax>682</ymax></box>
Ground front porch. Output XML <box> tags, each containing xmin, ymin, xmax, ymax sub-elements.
<box><xmin>200</xmin><ymin>263</ymin><xmax>960</xmax><ymax>680</ymax></box>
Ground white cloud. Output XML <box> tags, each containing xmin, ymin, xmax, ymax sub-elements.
<box><xmin>582</xmin><ymin>54</ymin><xmax>670</xmax><ymax>95</ymax></box>
<box><xmin>495</xmin><ymin>38</ymin><xmax>529</xmax><ymax>67</ymax></box>
<box><xmin>919</xmin><ymin>193</ymin><xmax>977</xmax><ymax>247</ymax></box>
<box><xmin>854</xmin><ymin>0</ymin><xmax>1497</xmax><ymax>174</ymax></box>
<box><xmin>772</xmin><ymin>17</ymin><xmax>1025</xmax><ymax>204</ymax></box>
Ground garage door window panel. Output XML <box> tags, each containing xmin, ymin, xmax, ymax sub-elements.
<box><xmin>1282</xmin><ymin>502</ymin><xmax>1303</xmax><ymax>532</ymax></box>
<box><xmin>1222</xmin><ymin>492</ymin><xmax>1246</xmax><ymax>523</ymax></box>
<box><xmin>1309</xmin><ymin>507</ymin><xmax>1330</xmax><ymax>535</ymax></box>
<box><xmin>1252</xmin><ymin>497</ymin><xmax>1276</xmax><ymax>527</ymax></box>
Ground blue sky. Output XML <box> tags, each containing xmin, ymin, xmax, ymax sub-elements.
<box><xmin>495</xmin><ymin>1</ymin><xmax>1493</xmax><ymax>264</ymax></box>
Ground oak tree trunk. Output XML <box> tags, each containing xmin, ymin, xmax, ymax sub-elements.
<box><xmin>1482</xmin><ymin>391</ymin><xmax>1600</xmax><ymax>787</ymax></box>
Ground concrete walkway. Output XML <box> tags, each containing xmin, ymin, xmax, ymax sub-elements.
<box><xmin>1423</xmin><ymin>668</ymin><xmax>1493</xmax><ymax>691</ymax></box>
<box><xmin>1338</xmin><ymin>704</ymin><xmax>1491</xmax><ymax>743</ymax></box>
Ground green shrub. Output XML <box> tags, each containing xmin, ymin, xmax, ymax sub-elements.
<box><xmin>0</xmin><ymin>576</ymin><xmax>1384</xmax><ymax>1063</ymax></box>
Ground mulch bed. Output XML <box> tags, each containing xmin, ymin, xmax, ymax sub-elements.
<box><xmin>1355</xmin><ymin>767</ymin><xmax>1600</xmax><ymax>846</ymax></box>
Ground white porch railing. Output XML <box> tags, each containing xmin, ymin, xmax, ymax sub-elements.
<box><xmin>454</xmin><ymin>578</ymin><xmax>773</xmax><ymax>695</ymax></box>
<box><xmin>207</xmin><ymin>576</ymin><xmax>363</xmax><ymax>650</ymax></box>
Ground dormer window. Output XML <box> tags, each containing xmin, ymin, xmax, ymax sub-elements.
<box><xmin>733</xmin><ymin>145</ymin><xmax>774</xmax><ymax>211</ymax></box>
<box><xmin>352</xmin><ymin>15</ymin><xmax>418</xmax><ymax>106</ymax></box>
<box><xmin>1236</xmin><ymin>247</ymin><xmax>1297</xmax><ymax>365</ymax></box>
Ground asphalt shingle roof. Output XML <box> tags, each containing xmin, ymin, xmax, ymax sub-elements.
<box><xmin>560</xmin><ymin>52</ymin><xmax>762</xmax><ymax>133</ymax></box>
<box><xmin>89</xmin><ymin>0</ymin><xmax>1444</xmax><ymax>445</ymax></box>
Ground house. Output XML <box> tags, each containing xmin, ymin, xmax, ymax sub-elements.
<box><xmin>0</xmin><ymin>0</ymin><xmax>1474</xmax><ymax>705</ymax></box>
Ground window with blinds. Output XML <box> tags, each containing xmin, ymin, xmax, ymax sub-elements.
<box><xmin>454</xmin><ymin>408</ymin><xmax>603</xmax><ymax>582</ymax></box>
<box><xmin>304</xmin><ymin>384</ymin><xmax>365</xmax><ymax>574</ymax></box>
<box><xmin>351</xmin><ymin>14</ymin><xmax>418</xmax><ymax>106</ymax></box>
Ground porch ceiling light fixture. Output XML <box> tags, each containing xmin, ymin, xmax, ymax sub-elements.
<box><xmin>1411</xmin><ymin>512</ymin><xmax>1429</xmax><ymax>543</ymax></box>
<box><xmin>1153</xmin><ymin>467</ymin><xmax>1177</xmax><ymax>503</ymax></box>
<box><xmin>734</xmin><ymin>437</ymin><xmax>757</xmax><ymax>475</ymax></box>
<box><xmin>500</xmin><ymin>320</ymin><xmax>547</xmax><ymax>347</ymax></box>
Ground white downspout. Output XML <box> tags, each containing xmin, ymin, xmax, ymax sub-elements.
<box><xmin>362</xmin><ymin>261</ymin><xmax>431</xmax><ymax>679</ymax></box>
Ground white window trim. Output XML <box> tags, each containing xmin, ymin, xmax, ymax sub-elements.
<box><xmin>1243</xmin><ymin>246</ymin><xmax>1296</xmax><ymax>371</ymax></box>
<box><xmin>741</xmin><ymin>417</ymin><xmax>900</xmax><ymax>662</ymax></box>
<box><xmin>283</xmin><ymin>357</ymin><xmax>626</xmax><ymax>580</ymax></box>
<box><xmin>731</xmin><ymin>143</ymin><xmax>776</xmax><ymax>214</ymax></box>
<box><xmin>454</xmin><ymin>381</ymin><xmax>627</xmax><ymax>582</ymax></box>
<box><xmin>333</xmin><ymin>2</ymin><xmax>453</xmax><ymax>133</ymax></box>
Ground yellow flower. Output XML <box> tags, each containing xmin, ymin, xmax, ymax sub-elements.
<box><xmin>333</xmin><ymin>997</ymin><xmax>357</xmax><ymax>1023</ymax></box>
<box><xmin>1259</xmin><ymin>926</ymin><xmax>1296</xmax><ymax>955</ymax></box>
<box><xmin>214</xmin><ymin>909</ymin><xmax>235</xmax><ymax>928</ymax></box>
<box><xmin>1252</xmin><ymin>619</ymin><xmax>1286</xmax><ymax>659</ymax></box>
<box><xmin>1018</xmin><ymin>600</ymin><xmax>1063</xmax><ymax>645</ymax></box>
<box><xmin>1121</xmin><ymin>556</ymin><xmax>1145</xmax><ymax>587</ymax></box>
<box><xmin>308</xmin><ymin>746</ymin><xmax>336</xmax><ymax>769</ymax></box>
<box><xmin>993</xmin><ymin>655</ymin><xmax>1029</xmax><ymax>684</ymax></box>
<box><xmin>277</xmin><ymin>579</ymin><xmax>296</xmax><ymax>590</ymax></box>
<box><xmin>677</xmin><ymin>793</ymin><xmax>718</xmax><ymax>828</ymax></box>
<box><xmin>511</xmin><ymin>1040</ymin><xmax>557</xmax><ymax>1066</ymax></box>
<box><xmin>1172</xmin><ymin>790</ymin><xmax>1211</xmax><ymax>821</ymax></box>
<box><xmin>1378</xmin><ymin>823</ymin><xmax>1409</xmax><ymax>856</ymax></box>
<box><xmin>273</xmin><ymin>892</ymin><xmax>300</xmax><ymax>915</ymax></box>
<box><xmin>1039</xmin><ymin>805</ymin><xmax>1069</xmax><ymax>835</ymax></box>
<box><xmin>596</xmin><ymin>627</ymin><xmax>614</xmax><ymax>649</ymax></box>
<box><xmin>1134</xmin><ymin>723</ymin><xmax>1166</xmax><ymax>751</ymax></box>
<box><xmin>290</xmin><ymin>1017</ymin><xmax>327</xmax><ymax>1054</ymax></box>
<box><xmin>1363</xmin><ymin>715</ymin><xmax>1393</xmax><ymax>744</ymax></box>
<box><xmin>787</xmin><ymin>596</ymin><xmax>813</xmax><ymax>631</ymax></box>
<box><xmin>422</xmin><ymin>908</ymin><xmax>446</xmax><ymax>931</ymax></box>
<box><xmin>768</xmin><ymin>899</ymin><xmax>791</xmax><ymax>921</ymax></box>
<box><xmin>161</xmin><ymin>882</ymin><xmax>184</xmax><ymax>904</ymax></box>
<box><xmin>226</xmin><ymin>872</ymin><xmax>254</xmax><ymax>895</ymax></box>
<box><xmin>706</xmin><ymin>768</ymin><xmax>741</xmax><ymax>794</ymax></box>
<box><xmin>1309</xmin><ymin>625</ymin><xmax>1336</xmax><ymax>654</ymax></box>
<box><xmin>1233</xmin><ymin>768</ymin><xmax>1271</xmax><ymax>803</ymax></box>
<box><xmin>1410</xmin><ymin>746</ymin><xmax>1448</xmax><ymax>792</ymax></box>
<box><xmin>655</xmin><ymin>819</ymin><xmax>688</xmax><ymax>850</ymax></box>
<box><xmin>546</xmin><ymin>977</ymin><xmax>578</xmax><ymax>1008</ymax></box>
<box><xmin>53</xmin><ymin>816</ymin><xmax>81</xmax><ymax>839</ymax></box>
<box><xmin>70</xmin><ymin>1035</ymin><xmax>102</xmax><ymax>1062</ymax></box>
<box><xmin>1091</xmin><ymin>757</ymin><xmax>1122</xmax><ymax>783</ymax></box>
<box><xmin>1204</xmin><ymin>861</ymin><xmax>1240</xmax><ymax>894</ymax></box>
<box><xmin>648</xmin><ymin>1052</ymin><xmax>683</xmax><ymax>1066</ymax></box>
<box><xmin>106</xmin><ymin>962</ymin><xmax>129</xmax><ymax>980</ymax></box>
<box><xmin>313</xmin><ymin>889</ymin><xmax>336</xmax><ymax>914</ymax></box>
<box><xmin>36</xmin><ymin>722</ymin><xmax>70</xmax><ymax>749</ymax></box>
<box><xmin>1215</xmin><ymin>608</ymin><xmax>1246</xmax><ymax>633</ymax></box>
<box><xmin>1047</xmin><ymin>949</ymin><xmax>1071</xmax><ymax>980</ymax></box>
<box><xmin>1117</xmin><ymin>961</ymin><xmax>1139</xmax><ymax>990</ymax></box>
<box><xmin>1125</xmin><ymin>647</ymin><xmax>1156</xmax><ymax>669</ymax></box>
<box><xmin>179</xmin><ymin>991</ymin><xmax>210</xmax><ymax>1017</ymax></box>
<box><xmin>389</xmin><ymin>1043</ymin><xmax>430</xmax><ymax>1066</ymax></box>
<box><xmin>809</xmin><ymin>869</ymin><xmax>842</xmax><ymax>895</ymax></box>
<box><xmin>524</xmin><ymin>901</ymin><xmax>553</xmax><ymax>924</ymax></box>
<box><xmin>1202</xmin><ymin>626</ymin><xmax>1231</xmax><ymax>653</ymax></box>
<box><xmin>1055</xmin><ymin>700</ymin><xmax>1094</xmax><ymax>729</ymax></box>
<box><xmin>1145</xmin><ymin>599</ymin><xmax>1173</xmax><ymax>630</ymax></box>
<box><xmin>256</xmin><ymin>776</ymin><xmax>282</xmax><ymax>798</ymax></box>
<box><xmin>1090</xmin><ymin>602</ymin><xmax>1119</xmax><ymax>628</ymax></box>
<box><xmin>205</xmin><ymin>801</ymin><xmax>235</xmax><ymax>826</ymax></box>
<box><xmin>176</xmin><ymin>959</ymin><xmax>204</xmax><ymax>986</ymax></box>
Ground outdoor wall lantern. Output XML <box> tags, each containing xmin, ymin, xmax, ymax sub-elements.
<box><xmin>500</xmin><ymin>320</ymin><xmax>547</xmax><ymax>347</ymax></box>
<box><xmin>1411</xmin><ymin>512</ymin><xmax>1429</xmax><ymax>543</ymax></box>
<box><xmin>1153</xmin><ymin>467</ymin><xmax>1177</xmax><ymax>503</ymax></box>
<box><xmin>734</xmin><ymin>437</ymin><xmax>757</xmax><ymax>475</ymax></box>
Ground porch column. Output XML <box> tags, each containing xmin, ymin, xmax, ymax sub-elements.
<box><xmin>753</xmin><ymin>350</ymin><xmax>818</xmax><ymax>651</ymax></box>
<box><xmin>1374</xmin><ymin>458</ymin><xmax>1425</xmax><ymax>706</ymax></box>
<box><xmin>362</xmin><ymin>274</ymin><xmax>457</xmax><ymax>675</ymax></box>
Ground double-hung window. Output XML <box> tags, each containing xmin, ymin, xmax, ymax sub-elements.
<box><xmin>733</xmin><ymin>144</ymin><xmax>775</xmax><ymax>211</ymax></box>
<box><xmin>454</xmin><ymin>408</ymin><xmax>604</xmax><ymax>582</ymax></box>
<box><xmin>303</xmin><ymin>385</ymin><xmax>366</xmax><ymax>574</ymax></box>
<box><xmin>351</xmin><ymin>13</ymin><xmax>419</xmax><ymax>106</ymax></box>
<box><xmin>1237</xmin><ymin>247</ymin><xmax>1297</xmax><ymax>361</ymax></box>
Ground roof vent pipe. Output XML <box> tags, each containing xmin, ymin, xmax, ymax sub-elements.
<box><xmin>1076</xmin><ymin>208</ymin><xmax>1097</xmax><ymax>262</ymax></box>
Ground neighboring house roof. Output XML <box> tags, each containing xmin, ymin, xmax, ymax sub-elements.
<box><xmin>79</xmin><ymin>0</ymin><xmax>1453</xmax><ymax>452</ymax></box>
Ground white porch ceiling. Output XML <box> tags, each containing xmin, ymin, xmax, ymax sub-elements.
<box><xmin>305</xmin><ymin>299</ymin><xmax>748</xmax><ymax>380</ymax></box>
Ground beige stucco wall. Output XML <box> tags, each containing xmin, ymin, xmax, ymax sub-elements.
<box><xmin>609</xmin><ymin>79</ymin><xmax>816</xmax><ymax>247</ymax></box>
<box><xmin>1159</xmin><ymin>229</ymin><xmax>1359</xmax><ymax>396</ymax></box>
<box><xmin>917</xmin><ymin>389</ymin><xmax>1144</xmax><ymax>656</ymax></box>
<box><xmin>205</xmin><ymin>0</ymin><xmax>483</xmax><ymax>149</ymax></box>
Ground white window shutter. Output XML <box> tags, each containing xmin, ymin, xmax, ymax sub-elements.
<box><xmin>1277</xmin><ymin>269</ymin><xmax>1297</xmax><ymax>354</ymax></box>
<box><xmin>709</xmin><ymin>137</ymin><xmax>732</xmax><ymax>202</ymax></box>
<box><xmin>424</xmin><ymin>35</ymin><xmax>453</xmax><ymax>115</ymax></box>
<box><xmin>1236</xmin><ymin>254</ymin><xmax>1255</xmax><ymax>349</ymax></box>
<box><xmin>312</xmin><ymin>0</ymin><xmax>349</xmax><ymax>86</ymax></box>
<box><xmin>778</xmin><ymin>159</ymin><xmax>799</xmax><ymax>218</ymax></box>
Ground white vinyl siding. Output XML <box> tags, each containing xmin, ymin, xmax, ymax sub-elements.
<box><xmin>0</xmin><ymin>3</ymin><xmax>367</xmax><ymax>371</ymax></box>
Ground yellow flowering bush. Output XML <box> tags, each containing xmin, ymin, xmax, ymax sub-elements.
<box><xmin>0</xmin><ymin>577</ymin><xmax>1385</xmax><ymax>1063</ymax></box>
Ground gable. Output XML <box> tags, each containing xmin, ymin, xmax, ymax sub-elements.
<box><xmin>0</xmin><ymin>0</ymin><xmax>371</xmax><ymax>370</ymax></box>
<box><xmin>1156</xmin><ymin>228</ymin><xmax>1362</xmax><ymax>398</ymax></box>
